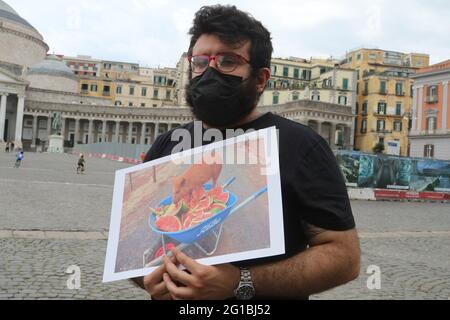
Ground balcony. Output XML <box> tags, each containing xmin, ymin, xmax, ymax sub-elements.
<box><xmin>379</xmin><ymin>90</ymin><xmax>387</xmax><ymax>95</ymax></box>
<box><xmin>395</xmin><ymin>92</ymin><xmax>405</xmax><ymax>97</ymax></box>
<box><xmin>426</xmin><ymin>95</ymin><xmax>438</xmax><ymax>103</ymax></box>
<box><xmin>81</xmin><ymin>89</ymin><xmax>89</xmax><ymax>94</ymax></box>
<box><xmin>102</xmin><ymin>92</ymin><xmax>111</xmax><ymax>97</ymax></box>
<box><xmin>371</xmin><ymin>129</ymin><xmax>393</xmax><ymax>134</ymax></box>
<box><xmin>362</xmin><ymin>91</ymin><xmax>369</xmax><ymax>96</ymax></box>
<box><xmin>373</xmin><ymin>111</ymin><xmax>403</xmax><ymax>117</ymax></box>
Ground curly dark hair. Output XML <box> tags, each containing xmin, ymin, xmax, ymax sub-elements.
<box><xmin>188</xmin><ymin>5</ymin><xmax>273</xmax><ymax>74</ymax></box>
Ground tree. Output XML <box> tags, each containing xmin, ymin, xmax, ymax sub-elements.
<box><xmin>373</xmin><ymin>142</ymin><xmax>385</xmax><ymax>154</ymax></box>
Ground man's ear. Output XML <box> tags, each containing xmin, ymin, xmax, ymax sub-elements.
<box><xmin>256</xmin><ymin>67</ymin><xmax>271</xmax><ymax>94</ymax></box>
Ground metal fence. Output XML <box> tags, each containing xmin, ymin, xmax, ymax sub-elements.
<box><xmin>74</xmin><ymin>142</ymin><xmax>151</xmax><ymax>160</ymax></box>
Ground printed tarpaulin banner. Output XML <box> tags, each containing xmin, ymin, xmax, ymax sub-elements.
<box><xmin>336</xmin><ymin>151</ymin><xmax>450</xmax><ymax>192</ymax></box>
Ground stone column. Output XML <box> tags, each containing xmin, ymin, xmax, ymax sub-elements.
<box><xmin>127</xmin><ymin>122</ymin><xmax>133</xmax><ymax>144</ymax></box>
<box><xmin>14</xmin><ymin>95</ymin><xmax>25</xmax><ymax>145</ymax></box>
<box><xmin>115</xmin><ymin>121</ymin><xmax>120</xmax><ymax>143</ymax></box>
<box><xmin>317</xmin><ymin>122</ymin><xmax>322</xmax><ymax>137</ymax></box>
<box><xmin>102</xmin><ymin>120</ymin><xmax>107</xmax><ymax>143</ymax></box>
<box><xmin>412</xmin><ymin>86</ymin><xmax>418</xmax><ymax>131</ymax></box>
<box><xmin>74</xmin><ymin>118</ymin><xmax>80</xmax><ymax>144</ymax></box>
<box><xmin>46</xmin><ymin>113</ymin><xmax>52</xmax><ymax>139</ymax></box>
<box><xmin>60</xmin><ymin>117</ymin><xmax>66</xmax><ymax>140</ymax></box>
<box><xmin>140</xmin><ymin>122</ymin><xmax>146</xmax><ymax>145</ymax></box>
<box><xmin>88</xmin><ymin>119</ymin><xmax>94</xmax><ymax>144</ymax></box>
<box><xmin>417</xmin><ymin>86</ymin><xmax>424</xmax><ymax>132</ymax></box>
<box><xmin>0</xmin><ymin>93</ymin><xmax>8</xmax><ymax>142</ymax></box>
<box><xmin>31</xmin><ymin>115</ymin><xmax>38</xmax><ymax>148</ymax></box>
<box><xmin>442</xmin><ymin>81</ymin><xmax>448</xmax><ymax>131</ymax></box>
<box><xmin>330</xmin><ymin>123</ymin><xmax>337</xmax><ymax>149</ymax></box>
<box><xmin>154</xmin><ymin>122</ymin><xmax>160</xmax><ymax>142</ymax></box>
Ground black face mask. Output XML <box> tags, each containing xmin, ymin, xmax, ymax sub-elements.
<box><xmin>186</xmin><ymin>67</ymin><xmax>259</xmax><ymax>128</ymax></box>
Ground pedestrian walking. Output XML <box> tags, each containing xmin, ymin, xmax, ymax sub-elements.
<box><xmin>77</xmin><ymin>154</ymin><xmax>86</xmax><ymax>174</ymax></box>
<box><xmin>14</xmin><ymin>150</ymin><xmax>24</xmax><ymax>168</ymax></box>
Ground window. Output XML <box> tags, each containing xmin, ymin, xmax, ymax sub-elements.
<box><xmin>154</xmin><ymin>76</ymin><xmax>166</xmax><ymax>85</ymax></box>
<box><xmin>426</xmin><ymin>86</ymin><xmax>438</xmax><ymax>103</ymax></box>
<box><xmin>116</xmin><ymin>86</ymin><xmax>122</xmax><ymax>94</ymax></box>
<box><xmin>394</xmin><ymin>121</ymin><xmax>402</xmax><ymax>132</ymax></box>
<box><xmin>362</xmin><ymin>102</ymin><xmax>368</xmax><ymax>115</ymax></box>
<box><xmin>292</xmin><ymin>93</ymin><xmax>299</xmax><ymax>101</ymax></box>
<box><xmin>128</xmin><ymin>102</ymin><xmax>133</xmax><ymax>107</ymax></box>
<box><xmin>377</xmin><ymin>120</ymin><xmax>385</xmax><ymax>132</ymax></box>
<box><xmin>342</xmin><ymin>78</ymin><xmax>349</xmax><ymax>90</ymax></box>
<box><xmin>364</xmin><ymin>81</ymin><xmax>369</xmax><ymax>95</ymax></box>
<box><xmin>140</xmin><ymin>103</ymin><xmax>146</xmax><ymax>107</ymax></box>
<box><xmin>312</xmin><ymin>94</ymin><xmax>320</xmax><ymax>101</ymax></box>
<box><xmin>90</xmin><ymin>84</ymin><xmax>98</xmax><ymax>92</ymax></box>
<box><xmin>81</xmin><ymin>83</ymin><xmax>89</xmax><ymax>91</ymax></box>
<box><xmin>272</xmin><ymin>94</ymin><xmax>279</xmax><ymax>105</ymax></box>
<box><xmin>141</xmin><ymin>87</ymin><xmax>147</xmax><ymax>97</ymax></box>
<box><xmin>302</xmin><ymin>70</ymin><xmax>311</xmax><ymax>80</ymax></box>
<box><xmin>338</xmin><ymin>96</ymin><xmax>348</xmax><ymax>105</ymax></box>
<box><xmin>380</xmin><ymin>80</ymin><xmax>386</xmax><ymax>94</ymax></box>
<box><xmin>294</xmin><ymin>68</ymin><xmax>299</xmax><ymax>79</ymax></box>
<box><xmin>396</xmin><ymin>103</ymin><xmax>402</xmax><ymax>116</ymax></box>
<box><xmin>369</xmin><ymin>53</ymin><xmax>377</xmax><ymax>60</ymax></box>
<box><xmin>115</xmin><ymin>101</ymin><xmax>122</xmax><ymax>106</ymax></box>
<box><xmin>427</xmin><ymin>117</ymin><xmax>437</xmax><ymax>132</ymax></box>
<box><xmin>103</xmin><ymin>85</ymin><xmax>110</xmax><ymax>93</ymax></box>
<box><xmin>153</xmin><ymin>89</ymin><xmax>159</xmax><ymax>99</ymax></box>
<box><xmin>271</xmin><ymin>65</ymin><xmax>277</xmax><ymax>75</ymax></box>
<box><xmin>283</xmin><ymin>67</ymin><xmax>289</xmax><ymax>77</ymax></box>
<box><xmin>377</xmin><ymin>102</ymin><xmax>387</xmax><ymax>115</ymax></box>
<box><xmin>396</xmin><ymin>82</ymin><xmax>403</xmax><ymax>96</ymax></box>
<box><xmin>166</xmin><ymin>90</ymin><xmax>171</xmax><ymax>100</ymax></box>
<box><xmin>129</xmin><ymin>87</ymin><xmax>135</xmax><ymax>95</ymax></box>
<box><xmin>361</xmin><ymin>119</ymin><xmax>367</xmax><ymax>133</ymax></box>
<box><xmin>424</xmin><ymin>144</ymin><xmax>435</xmax><ymax>158</ymax></box>
<box><xmin>320</xmin><ymin>67</ymin><xmax>327</xmax><ymax>74</ymax></box>
<box><xmin>357</xmin><ymin>54</ymin><xmax>361</xmax><ymax>60</ymax></box>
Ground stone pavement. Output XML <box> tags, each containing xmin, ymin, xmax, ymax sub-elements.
<box><xmin>1</xmin><ymin>151</ymin><xmax>449</xmax><ymax>300</ymax></box>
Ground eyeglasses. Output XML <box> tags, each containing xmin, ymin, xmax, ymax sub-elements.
<box><xmin>188</xmin><ymin>52</ymin><xmax>250</xmax><ymax>74</ymax></box>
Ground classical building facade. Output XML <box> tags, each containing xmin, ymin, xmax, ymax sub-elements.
<box><xmin>0</xmin><ymin>0</ymin><xmax>355</xmax><ymax>152</ymax></box>
<box><xmin>409</xmin><ymin>60</ymin><xmax>450</xmax><ymax>160</ymax></box>
<box><xmin>341</xmin><ymin>48</ymin><xmax>430</xmax><ymax>156</ymax></box>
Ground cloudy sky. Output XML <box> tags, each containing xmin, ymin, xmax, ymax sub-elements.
<box><xmin>9</xmin><ymin>0</ymin><xmax>450</xmax><ymax>67</ymax></box>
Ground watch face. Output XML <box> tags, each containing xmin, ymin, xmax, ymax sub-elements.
<box><xmin>237</xmin><ymin>285</ymin><xmax>256</xmax><ymax>300</ymax></box>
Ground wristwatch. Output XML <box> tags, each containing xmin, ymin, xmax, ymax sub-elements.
<box><xmin>234</xmin><ymin>267</ymin><xmax>256</xmax><ymax>300</ymax></box>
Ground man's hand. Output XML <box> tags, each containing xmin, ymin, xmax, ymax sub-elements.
<box><xmin>162</xmin><ymin>248</ymin><xmax>240</xmax><ymax>300</ymax></box>
<box><xmin>143</xmin><ymin>256</ymin><xmax>176</xmax><ymax>300</ymax></box>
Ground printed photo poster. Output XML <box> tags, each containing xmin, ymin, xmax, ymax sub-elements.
<box><xmin>103</xmin><ymin>127</ymin><xmax>285</xmax><ymax>283</ymax></box>
<box><xmin>336</xmin><ymin>151</ymin><xmax>361</xmax><ymax>187</ymax></box>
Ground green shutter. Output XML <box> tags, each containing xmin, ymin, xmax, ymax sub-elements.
<box><xmin>343</xmin><ymin>78</ymin><xmax>349</xmax><ymax>90</ymax></box>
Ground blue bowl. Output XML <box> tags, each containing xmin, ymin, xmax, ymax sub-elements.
<box><xmin>149</xmin><ymin>184</ymin><xmax>238</xmax><ymax>244</ymax></box>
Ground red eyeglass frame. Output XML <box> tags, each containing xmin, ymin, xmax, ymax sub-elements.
<box><xmin>187</xmin><ymin>52</ymin><xmax>251</xmax><ymax>73</ymax></box>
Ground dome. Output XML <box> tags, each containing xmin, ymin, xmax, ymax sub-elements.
<box><xmin>25</xmin><ymin>55</ymin><xmax>79</xmax><ymax>93</ymax></box>
<box><xmin>27</xmin><ymin>55</ymin><xmax>78</xmax><ymax>80</ymax></box>
<box><xmin>0</xmin><ymin>0</ymin><xmax>38</xmax><ymax>32</ymax></box>
<box><xmin>0</xmin><ymin>1</ymin><xmax>48</xmax><ymax>70</ymax></box>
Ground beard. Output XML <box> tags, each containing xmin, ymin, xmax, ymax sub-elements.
<box><xmin>185</xmin><ymin>72</ymin><xmax>260</xmax><ymax>128</ymax></box>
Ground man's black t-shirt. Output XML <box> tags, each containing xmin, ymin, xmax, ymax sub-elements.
<box><xmin>144</xmin><ymin>112</ymin><xmax>355</xmax><ymax>267</ymax></box>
